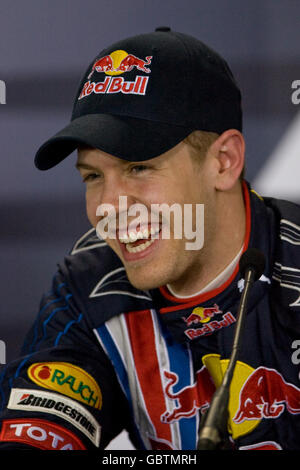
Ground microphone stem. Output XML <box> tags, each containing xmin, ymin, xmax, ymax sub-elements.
<box><xmin>197</xmin><ymin>268</ymin><xmax>255</xmax><ymax>449</ymax></box>
<box><xmin>222</xmin><ymin>269</ymin><xmax>254</xmax><ymax>389</ymax></box>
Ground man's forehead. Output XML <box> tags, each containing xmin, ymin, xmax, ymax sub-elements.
<box><xmin>76</xmin><ymin>144</ymin><xmax>184</xmax><ymax>168</ymax></box>
<box><xmin>76</xmin><ymin>146</ymin><xmax>129</xmax><ymax>168</ymax></box>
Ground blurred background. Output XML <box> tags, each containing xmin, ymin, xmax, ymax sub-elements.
<box><xmin>0</xmin><ymin>0</ymin><xmax>300</xmax><ymax>449</ymax></box>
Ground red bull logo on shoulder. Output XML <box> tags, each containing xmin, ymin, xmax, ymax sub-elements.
<box><xmin>233</xmin><ymin>366</ymin><xmax>300</xmax><ymax>424</ymax></box>
<box><xmin>79</xmin><ymin>50</ymin><xmax>153</xmax><ymax>99</ymax></box>
<box><xmin>202</xmin><ymin>354</ymin><xmax>300</xmax><ymax>440</ymax></box>
<box><xmin>160</xmin><ymin>357</ymin><xmax>300</xmax><ymax>444</ymax></box>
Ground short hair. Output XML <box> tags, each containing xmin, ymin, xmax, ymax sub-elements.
<box><xmin>184</xmin><ymin>130</ymin><xmax>245</xmax><ymax>180</ymax></box>
<box><xmin>184</xmin><ymin>130</ymin><xmax>219</xmax><ymax>161</ymax></box>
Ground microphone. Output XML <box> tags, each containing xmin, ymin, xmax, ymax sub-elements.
<box><xmin>239</xmin><ymin>248</ymin><xmax>266</xmax><ymax>282</ymax></box>
<box><xmin>197</xmin><ymin>248</ymin><xmax>266</xmax><ymax>450</ymax></box>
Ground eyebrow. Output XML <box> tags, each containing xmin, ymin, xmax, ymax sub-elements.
<box><xmin>75</xmin><ymin>162</ymin><xmax>97</xmax><ymax>171</ymax></box>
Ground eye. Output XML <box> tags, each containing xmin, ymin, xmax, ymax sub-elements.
<box><xmin>82</xmin><ymin>172</ymin><xmax>101</xmax><ymax>183</ymax></box>
<box><xmin>129</xmin><ymin>164</ymin><xmax>150</xmax><ymax>174</ymax></box>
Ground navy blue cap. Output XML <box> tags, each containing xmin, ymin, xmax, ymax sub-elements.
<box><xmin>35</xmin><ymin>28</ymin><xmax>242</xmax><ymax>170</ymax></box>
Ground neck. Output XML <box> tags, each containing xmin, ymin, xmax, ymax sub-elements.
<box><xmin>168</xmin><ymin>182</ymin><xmax>246</xmax><ymax>297</ymax></box>
<box><xmin>167</xmin><ymin>244</ymin><xmax>243</xmax><ymax>299</ymax></box>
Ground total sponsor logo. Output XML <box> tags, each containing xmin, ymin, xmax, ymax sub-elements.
<box><xmin>79</xmin><ymin>49</ymin><xmax>153</xmax><ymax>99</ymax></box>
<box><xmin>160</xmin><ymin>355</ymin><xmax>300</xmax><ymax>444</ymax></box>
<box><xmin>27</xmin><ymin>362</ymin><xmax>101</xmax><ymax>409</ymax></box>
<box><xmin>182</xmin><ymin>304</ymin><xmax>236</xmax><ymax>340</ymax></box>
<box><xmin>7</xmin><ymin>388</ymin><xmax>101</xmax><ymax>446</ymax></box>
<box><xmin>0</xmin><ymin>418</ymin><xmax>85</xmax><ymax>450</ymax></box>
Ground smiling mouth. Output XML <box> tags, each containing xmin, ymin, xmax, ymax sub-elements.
<box><xmin>118</xmin><ymin>225</ymin><xmax>161</xmax><ymax>253</ymax></box>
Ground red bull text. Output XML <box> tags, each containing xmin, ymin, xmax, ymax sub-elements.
<box><xmin>182</xmin><ymin>304</ymin><xmax>236</xmax><ymax>340</ymax></box>
<box><xmin>80</xmin><ymin>51</ymin><xmax>153</xmax><ymax>99</ymax></box>
<box><xmin>79</xmin><ymin>76</ymin><xmax>149</xmax><ymax>99</ymax></box>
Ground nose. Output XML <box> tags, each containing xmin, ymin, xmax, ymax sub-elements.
<box><xmin>96</xmin><ymin>172</ymin><xmax>137</xmax><ymax>219</ymax></box>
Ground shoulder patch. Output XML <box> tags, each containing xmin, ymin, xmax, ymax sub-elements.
<box><xmin>60</xmin><ymin>230</ymin><xmax>154</xmax><ymax>327</ymax></box>
<box><xmin>89</xmin><ymin>266</ymin><xmax>152</xmax><ymax>301</ymax></box>
<box><xmin>71</xmin><ymin>228</ymin><xmax>106</xmax><ymax>255</ymax></box>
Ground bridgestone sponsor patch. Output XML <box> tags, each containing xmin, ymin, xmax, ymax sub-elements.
<box><xmin>7</xmin><ymin>388</ymin><xmax>101</xmax><ymax>446</ymax></box>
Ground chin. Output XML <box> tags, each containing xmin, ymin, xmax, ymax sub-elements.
<box><xmin>127</xmin><ymin>277</ymin><xmax>160</xmax><ymax>292</ymax></box>
<box><xmin>126</xmin><ymin>270</ymin><xmax>166</xmax><ymax>292</ymax></box>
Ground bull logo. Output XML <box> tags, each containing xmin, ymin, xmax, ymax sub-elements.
<box><xmin>88</xmin><ymin>50</ymin><xmax>153</xmax><ymax>79</ymax></box>
<box><xmin>234</xmin><ymin>366</ymin><xmax>300</xmax><ymax>423</ymax></box>
<box><xmin>183</xmin><ymin>304</ymin><xmax>222</xmax><ymax>326</ymax></box>
<box><xmin>161</xmin><ymin>367</ymin><xmax>215</xmax><ymax>424</ymax></box>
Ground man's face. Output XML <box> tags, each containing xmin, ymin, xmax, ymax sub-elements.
<box><xmin>76</xmin><ymin>141</ymin><xmax>216</xmax><ymax>291</ymax></box>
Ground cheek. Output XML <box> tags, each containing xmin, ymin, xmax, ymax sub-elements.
<box><xmin>131</xmin><ymin>184</ymin><xmax>169</xmax><ymax>214</ymax></box>
<box><xmin>85</xmin><ymin>192</ymin><xmax>100</xmax><ymax>227</ymax></box>
<box><xmin>139</xmin><ymin>181</ymin><xmax>181</xmax><ymax>206</ymax></box>
<box><xmin>134</xmin><ymin>180</ymin><xmax>161</xmax><ymax>202</ymax></box>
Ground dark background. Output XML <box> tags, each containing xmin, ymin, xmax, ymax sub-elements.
<box><xmin>1</xmin><ymin>0</ymin><xmax>300</xmax><ymax>365</ymax></box>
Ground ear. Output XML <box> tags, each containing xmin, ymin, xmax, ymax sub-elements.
<box><xmin>210</xmin><ymin>129</ymin><xmax>245</xmax><ymax>191</ymax></box>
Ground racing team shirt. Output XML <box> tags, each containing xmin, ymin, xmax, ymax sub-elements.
<box><xmin>0</xmin><ymin>182</ymin><xmax>299</xmax><ymax>450</ymax></box>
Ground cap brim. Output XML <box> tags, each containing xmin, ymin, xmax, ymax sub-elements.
<box><xmin>34</xmin><ymin>114</ymin><xmax>194</xmax><ymax>170</ymax></box>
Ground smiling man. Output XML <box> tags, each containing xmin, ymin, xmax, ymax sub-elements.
<box><xmin>0</xmin><ymin>28</ymin><xmax>300</xmax><ymax>451</ymax></box>
<box><xmin>75</xmin><ymin>132</ymin><xmax>245</xmax><ymax>295</ymax></box>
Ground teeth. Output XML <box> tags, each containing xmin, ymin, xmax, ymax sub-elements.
<box><xmin>125</xmin><ymin>238</ymin><xmax>156</xmax><ymax>253</ymax></box>
<box><xmin>129</xmin><ymin>231</ymin><xmax>137</xmax><ymax>242</ymax></box>
<box><xmin>119</xmin><ymin>227</ymin><xmax>160</xmax><ymax>244</ymax></box>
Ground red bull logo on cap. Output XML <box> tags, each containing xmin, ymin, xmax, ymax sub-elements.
<box><xmin>79</xmin><ymin>50</ymin><xmax>153</xmax><ymax>99</ymax></box>
<box><xmin>88</xmin><ymin>50</ymin><xmax>153</xmax><ymax>78</ymax></box>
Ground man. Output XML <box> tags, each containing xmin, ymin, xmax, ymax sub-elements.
<box><xmin>0</xmin><ymin>27</ymin><xmax>299</xmax><ymax>451</ymax></box>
